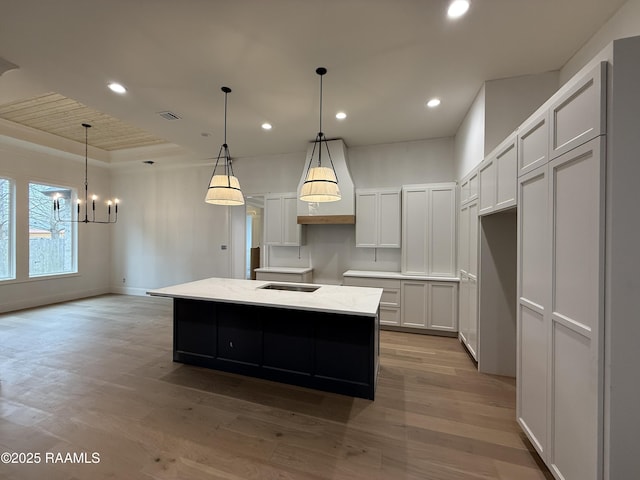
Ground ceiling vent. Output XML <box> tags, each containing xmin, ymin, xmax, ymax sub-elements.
<box><xmin>158</xmin><ymin>111</ymin><xmax>181</xmax><ymax>120</ymax></box>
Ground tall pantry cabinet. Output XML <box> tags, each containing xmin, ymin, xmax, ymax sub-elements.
<box><xmin>517</xmin><ymin>62</ymin><xmax>606</xmax><ymax>480</ymax></box>
<box><xmin>458</xmin><ymin>172</ymin><xmax>479</xmax><ymax>359</ymax></box>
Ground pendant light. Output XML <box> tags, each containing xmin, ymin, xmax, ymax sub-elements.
<box><xmin>205</xmin><ymin>86</ymin><xmax>245</xmax><ymax>206</ymax></box>
<box><xmin>53</xmin><ymin>123</ymin><xmax>119</xmax><ymax>224</ymax></box>
<box><xmin>299</xmin><ymin>67</ymin><xmax>341</xmax><ymax>203</ymax></box>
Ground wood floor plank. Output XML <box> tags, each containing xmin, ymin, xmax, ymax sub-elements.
<box><xmin>0</xmin><ymin>294</ymin><xmax>552</xmax><ymax>479</ymax></box>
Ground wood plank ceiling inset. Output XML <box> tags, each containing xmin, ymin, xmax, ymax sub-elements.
<box><xmin>0</xmin><ymin>92</ymin><xmax>168</xmax><ymax>150</ymax></box>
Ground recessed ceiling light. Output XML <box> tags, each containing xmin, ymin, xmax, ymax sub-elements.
<box><xmin>336</xmin><ymin>112</ymin><xmax>347</xmax><ymax>120</ymax></box>
<box><xmin>426</xmin><ymin>98</ymin><xmax>441</xmax><ymax>108</ymax></box>
<box><xmin>108</xmin><ymin>82</ymin><xmax>127</xmax><ymax>94</ymax></box>
<box><xmin>261</xmin><ymin>123</ymin><xmax>273</xmax><ymax>130</ymax></box>
<box><xmin>447</xmin><ymin>0</ymin><xmax>470</xmax><ymax>18</ymax></box>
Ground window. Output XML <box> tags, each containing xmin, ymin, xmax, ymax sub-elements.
<box><xmin>0</xmin><ymin>177</ymin><xmax>14</xmax><ymax>280</ymax></box>
<box><xmin>29</xmin><ymin>182</ymin><xmax>77</xmax><ymax>277</ymax></box>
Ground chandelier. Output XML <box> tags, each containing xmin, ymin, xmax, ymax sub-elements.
<box><xmin>53</xmin><ymin>123</ymin><xmax>119</xmax><ymax>223</ymax></box>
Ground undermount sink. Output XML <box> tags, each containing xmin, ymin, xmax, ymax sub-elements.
<box><xmin>258</xmin><ymin>283</ymin><xmax>319</xmax><ymax>293</ymax></box>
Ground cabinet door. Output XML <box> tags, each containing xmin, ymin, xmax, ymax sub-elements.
<box><xmin>548</xmin><ymin>138</ymin><xmax>604</xmax><ymax>480</ymax></box>
<box><xmin>378</xmin><ymin>190</ymin><xmax>401</xmax><ymax>248</ymax></box>
<box><xmin>468</xmin><ymin>170</ymin><xmax>479</xmax><ymax>201</ymax></box>
<box><xmin>467</xmin><ymin>278</ymin><xmax>478</xmax><ymax>359</ymax></box>
<box><xmin>264</xmin><ymin>196</ymin><xmax>283</xmax><ymax>245</ymax></box>
<box><xmin>428</xmin><ymin>186</ymin><xmax>456</xmax><ymax>276</ymax></box>
<box><xmin>401</xmin><ymin>281</ymin><xmax>428</xmax><ymax>328</ymax></box>
<box><xmin>428</xmin><ymin>282</ymin><xmax>458</xmax><ymax>332</ymax></box>
<box><xmin>282</xmin><ymin>195</ymin><xmax>301</xmax><ymax>246</ymax></box>
<box><xmin>518</xmin><ymin>111</ymin><xmax>549</xmax><ymax>177</ymax></box>
<box><xmin>458</xmin><ymin>274</ymin><xmax>469</xmax><ymax>344</ymax></box>
<box><xmin>468</xmin><ymin>201</ymin><xmax>478</xmax><ymax>278</ymax></box>
<box><xmin>355</xmin><ymin>191</ymin><xmax>378</xmax><ymax>247</ymax></box>
<box><xmin>495</xmin><ymin>136</ymin><xmax>517</xmax><ymax>210</ymax></box>
<box><xmin>402</xmin><ymin>187</ymin><xmax>428</xmax><ymax>274</ymax></box>
<box><xmin>479</xmin><ymin>158</ymin><xmax>496</xmax><ymax>215</ymax></box>
<box><xmin>517</xmin><ymin>165</ymin><xmax>550</xmax><ymax>459</ymax></box>
<box><xmin>549</xmin><ymin>62</ymin><xmax>607</xmax><ymax>160</ymax></box>
<box><xmin>467</xmin><ymin>201</ymin><xmax>479</xmax><ymax>359</ymax></box>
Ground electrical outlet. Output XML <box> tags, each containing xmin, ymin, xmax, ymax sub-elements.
<box><xmin>221</xmin><ymin>245</ymin><xmax>227</xmax><ymax>250</ymax></box>
<box><xmin>122</xmin><ymin>277</ymin><xmax>126</xmax><ymax>284</ymax></box>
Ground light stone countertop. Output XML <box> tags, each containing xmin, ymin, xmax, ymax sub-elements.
<box><xmin>343</xmin><ymin>270</ymin><xmax>460</xmax><ymax>282</ymax></box>
<box><xmin>254</xmin><ymin>267</ymin><xmax>313</xmax><ymax>274</ymax></box>
<box><xmin>147</xmin><ymin>277</ymin><xmax>382</xmax><ymax>317</ymax></box>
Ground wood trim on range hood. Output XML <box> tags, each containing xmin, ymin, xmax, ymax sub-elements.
<box><xmin>297</xmin><ymin>215</ymin><xmax>355</xmax><ymax>225</ymax></box>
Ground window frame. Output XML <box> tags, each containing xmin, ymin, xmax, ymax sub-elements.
<box><xmin>27</xmin><ymin>181</ymin><xmax>79</xmax><ymax>278</ymax></box>
<box><xmin>0</xmin><ymin>176</ymin><xmax>15</xmax><ymax>282</ymax></box>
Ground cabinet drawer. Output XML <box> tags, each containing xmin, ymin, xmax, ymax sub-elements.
<box><xmin>344</xmin><ymin>276</ymin><xmax>400</xmax><ymax>306</ymax></box>
<box><xmin>380</xmin><ymin>307</ymin><xmax>400</xmax><ymax>326</ymax></box>
<box><xmin>549</xmin><ymin>62</ymin><xmax>607</xmax><ymax>159</ymax></box>
<box><xmin>380</xmin><ymin>288</ymin><xmax>400</xmax><ymax>306</ymax></box>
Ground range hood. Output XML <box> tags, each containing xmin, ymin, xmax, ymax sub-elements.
<box><xmin>297</xmin><ymin>139</ymin><xmax>355</xmax><ymax>224</ymax></box>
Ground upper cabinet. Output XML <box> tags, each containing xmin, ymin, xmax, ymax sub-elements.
<box><xmin>355</xmin><ymin>188</ymin><xmax>401</xmax><ymax>248</ymax></box>
<box><xmin>518</xmin><ymin>111</ymin><xmax>550</xmax><ymax>177</ymax></box>
<box><xmin>264</xmin><ymin>193</ymin><xmax>305</xmax><ymax>246</ymax></box>
<box><xmin>401</xmin><ymin>183</ymin><xmax>456</xmax><ymax>277</ymax></box>
<box><xmin>479</xmin><ymin>133</ymin><xmax>517</xmax><ymax>215</ymax></box>
<box><xmin>549</xmin><ymin>62</ymin><xmax>607</xmax><ymax>160</ymax></box>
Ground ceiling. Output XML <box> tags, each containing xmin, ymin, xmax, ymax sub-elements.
<box><xmin>0</xmin><ymin>0</ymin><xmax>626</xmax><ymax>161</ymax></box>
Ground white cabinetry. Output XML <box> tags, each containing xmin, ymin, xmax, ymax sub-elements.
<box><xmin>343</xmin><ymin>272</ymin><xmax>458</xmax><ymax>332</ymax></box>
<box><xmin>458</xmin><ymin>197</ymin><xmax>478</xmax><ymax>359</ymax></box>
<box><xmin>549</xmin><ymin>63</ymin><xmax>607</xmax><ymax>159</ymax></box>
<box><xmin>401</xmin><ymin>183</ymin><xmax>456</xmax><ymax>276</ymax></box>
<box><xmin>495</xmin><ymin>135</ymin><xmax>518</xmax><ymax>210</ymax></box>
<box><xmin>479</xmin><ymin>134</ymin><xmax>517</xmax><ymax>216</ymax></box>
<box><xmin>518</xmin><ymin>111</ymin><xmax>550</xmax><ymax>177</ymax></box>
<box><xmin>343</xmin><ymin>276</ymin><xmax>401</xmax><ymax>326</ymax></box>
<box><xmin>355</xmin><ymin>188</ymin><xmax>401</xmax><ymax>248</ymax></box>
<box><xmin>515</xmin><ymin>61</ymin><xmax>607</xmax><ymax>480</ymax></box>
<box><xmin>264</xmin><ymin>193</ymin><xmax>304</xmax><ymax>246</ymax></box>
<box><xmin>401</xmin><ymin>280</ymin><xmax>458</xmax><ymax>332</ymax></box>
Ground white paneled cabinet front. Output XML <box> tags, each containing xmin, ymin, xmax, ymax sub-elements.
<box><xmin>355</xmin><ymin>188</ymin><xmax>401</xmax><ymax>248</ymax></box>
<box><xmin>401</xmin><ymin>280</ymin><xmax>458</xmax><ymax>332</ymax></box>
<box><xmin>264</xmin><ymin>193</ymin><xmax>304</xmax><ymax>246</ymax></box>
<box><xmin>494</xmin><ymin>135</ymin><xmax>517</xmax><ymax>210</ymax></box>
<box><xmin>549</xmin><ymin>63</ymin><xmax>607</xmax><ymax>160</ymax></box>
<box><xmin>517</xmin><ymin>137</ymin><xmax>605</xmax><ymax>480</ymax></box>
<box><xmin>548</xmin><ymin>138</ymin><xmax>604</xmax><ymax>480</ymax></box>
<box><xmin>458</xmin><ymin>199</ymin><xmax>478</xmax><ymax>359</ymax></box>
<box><xmin>478</xmin><ymin>157</ymin><xmax>496</xmax><ymax>215</ymax></box>
<box><xmin>401</xmin><ymin>183</ymin><xmax>456</xmax><ymax>276</ymax></box>
<box><xmin>480</xmin><ymin>134</ymin><xmax>517</xmax><ymax>216</ymax></box>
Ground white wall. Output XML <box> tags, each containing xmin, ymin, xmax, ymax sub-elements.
<box><xmin>484</xmin><ymin>72</ymin><xmax>559</xmax><ymax>155</ymax></box>
<box><xmin>454</xmin><ymin>72</ymin><xmax>561</xmax><ymax>182</ymax></box>
<box><xmin>454</xmin><ymin>85</ymin><xmax>485</xmax><ymax>181</ymax></box>
<box><xmin>109</xmin><ymin>162</ymin><xmax>233</xmax><ymax>294</ymax></box>
<box><xmin>0</xmin><ymin>136</ymin><xmax>111</xmax><ymax>313</ymax></box>
<box><xmin>561</xmin><ymin>0</ymin><xmax>640</xmax><ymax>84</ymax></box>
<box><xmin>606</xmin><ymin>35</ymin><xmax>640</xmax><ymax>480</ymax></box>
<box><xmin>347</xmin><ymin>137</ymin><xmax>454</xmax><ymax>188</ymax></box>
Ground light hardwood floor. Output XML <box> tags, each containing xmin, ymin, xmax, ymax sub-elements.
<box><xmin>0</xmin><ymin>294</ymin><xmax>552</xmax><ymax>480</ymax></box>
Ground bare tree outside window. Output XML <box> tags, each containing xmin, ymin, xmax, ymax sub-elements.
<box><xmin>29</xmin><ymin>182</ymin><xmax>76</xmax><ymax>276</ymax></box>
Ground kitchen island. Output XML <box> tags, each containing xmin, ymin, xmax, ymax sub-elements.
<box><xmin>147</xmin><ymin>277</ymin><xmax>383</xmax><ymax>399</ymax></box>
